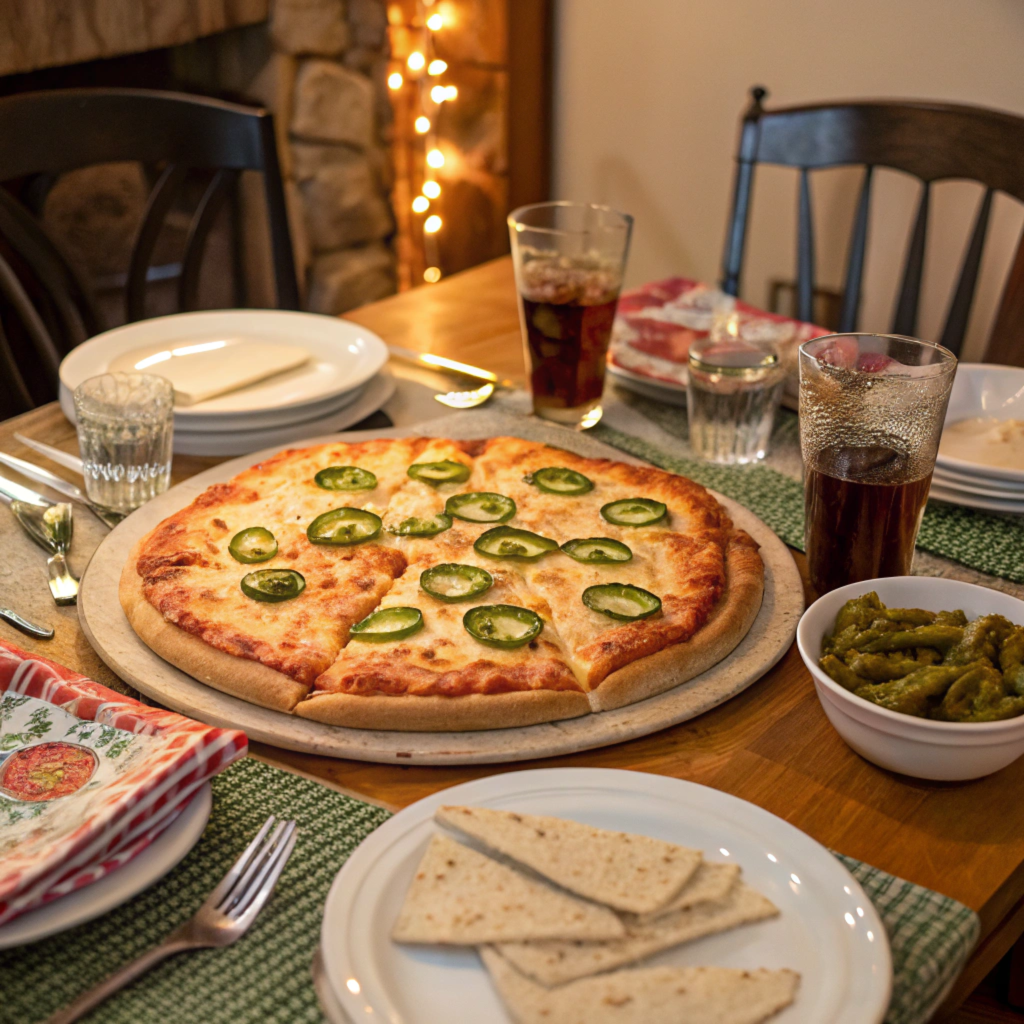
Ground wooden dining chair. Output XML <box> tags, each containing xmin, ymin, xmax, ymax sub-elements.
<box><xmin>0</xmin><ymin>88</ymin><xmax>300</xmax><ymax>414</ymax></box>
<box><xmin>720</xmin><ymin>87</ymin><xmax>1024</xmax><ymax>366</ymax></box>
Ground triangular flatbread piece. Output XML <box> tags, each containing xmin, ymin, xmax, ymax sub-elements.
<box><xmin>495</xmin><ymin>882</ymin><xmax>778</xmax><ymax>986</ymax></box>
<box><xmin>481</xmin><ymin>947</ymin><xmax>800</xmax><ymax>1024</ymax></box>
<box><xmin>436</xmin><ymin>805</ymin><xmax>702</xmax><ymax>914</ymax></box>
<box><xmin>392</xmin><ymin>835</ymin><xmax>625</xmax><ymax>944</ymax></box>
<box><xmin>625</xmin><ymin>861</ymin><xmax>741</xmax><ymax>924</ymax></box>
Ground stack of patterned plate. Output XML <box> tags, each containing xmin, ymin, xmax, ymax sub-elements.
<box><xmin>0</xmin><ymin>641</ymin><xmax>245</xmax><ymax>947</ymax></box>
<box><xmin>58</xmin><ymin>310</ymin><xmax>393</xmax><ymax>456</ymax></box>
<box><xmin>932</xmin><ymin>363</ymin><xmax>1024</xmax><ymax>514</ymax></box>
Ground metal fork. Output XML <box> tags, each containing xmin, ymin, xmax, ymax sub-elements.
<box><xmin>47</xmin><ymin>815</ymin><xmax>298</xmax><ymax>1024</ymax></box>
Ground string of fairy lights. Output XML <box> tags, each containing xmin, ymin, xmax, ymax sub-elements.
<box><xmin>387</xmin><ymin>0</ymin><xmax>457</xmax><ymax>285</ymax></box>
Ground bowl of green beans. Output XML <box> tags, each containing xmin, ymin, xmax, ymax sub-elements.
<box><xmin>797</xmin><ymin>577</ymin><xmax>1024</xmax><ymax>781</ymax></box>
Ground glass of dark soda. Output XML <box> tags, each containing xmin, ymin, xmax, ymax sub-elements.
<box><xmin>507</xmin><ymin>202</ymin><xmax>633</xmax><ymax>429</ymax></box>
<box><xmin>799</xmin><ymin>334</ymin><xmax>957</xmax><ymax>596</ymax></box>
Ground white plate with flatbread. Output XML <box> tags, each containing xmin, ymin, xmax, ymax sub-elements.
<box><xmin>319</xmin><ymin>768</ymin><xmax>891</xmax><ymax>1024</ymax></box>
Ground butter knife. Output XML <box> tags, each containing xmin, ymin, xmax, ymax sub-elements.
<box><xmin>0</xmin><ymin>451</ymin><xmax>122</xmax><ymax>529</ymax></box>
<box><xmin>13</xmin><ymin>434</ymin><xmax>86</xmax><ymax>476</ymax></box>
<box><xmin>386</xmin><ymin>344</ymin><xmax>514</xmax><ymax>388</ymax></box>
<box><xmin>0</xmin><ymin>475</ymin><xmax>79</xmax><ymax>606</ymax></box>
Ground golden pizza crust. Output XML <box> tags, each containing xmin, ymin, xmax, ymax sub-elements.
<box><xmin>293</xmin><ymin>688</ymin><xmax>591</xmax><ymax>732</ymax></box>
<box><xmin>587</xmin><ymin>535</ymin><xmax>765</xmax><ymax>712</ymax></box>
<box><xmin>119</xmin><ymin>539</ymin><xmax>309</xmax><ymax>714</ymax></box>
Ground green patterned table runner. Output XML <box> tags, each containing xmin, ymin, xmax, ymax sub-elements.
<box><xmin>594</xmin><ymin>404</ymin><xmax>1024</xmax><ymax>584</ymax></box>
<box><xmin>2</xmin><ymin>757</ymin><xmax>978</xmax><ymax>1024</ymax></box>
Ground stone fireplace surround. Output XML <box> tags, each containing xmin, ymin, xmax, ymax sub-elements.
<box><xmin>0</xmin><ymin>0</ymin><xmax>398</xmax><ymax>321</ymax></box>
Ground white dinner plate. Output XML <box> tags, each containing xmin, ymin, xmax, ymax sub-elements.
<box><xmin>933</xmin><ymin>465</ymin><xmax>1024</xmax><ymax>495</ymax></box>
<box><xmin>937</xmin><ymin>363</ymin><xmax>1024</xmax><ymax>485</ymax></box>
<box><xmin>59</xmin><ymin>310</ymin><xmax>389</xmax><ymax>429</ymax></box>
<box><xmin>929</xmin><ymin>481</ymin><xmax>1024</xmax><ymax>515</ymax></box>
<box><xmin>0</xmin><ymin>783</ymin><xmax>211</xmax><ymax>948</ymax></box>
<box><xmin>320</xmin><ymin>768</ymin><xmax>891</xmax><ymax>1024</ymax></box>
<box><xmin>169</xmin><ymin>371</ymin><xmax>396</xmax><ymax>457</ymax></box>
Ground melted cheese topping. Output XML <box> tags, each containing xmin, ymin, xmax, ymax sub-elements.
<box><xmin>135</xmin><ymin>437</ymin><xmax>732</xmax><ymax>696</ymax></box>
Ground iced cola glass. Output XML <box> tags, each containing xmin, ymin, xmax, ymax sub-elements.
<box><xmin>799</xmin><ymin>334</ymin><xmax>957</xmax><ymax>596</ymax></box>
<box><xmin>508</xmin><ymin>202</ymin><xmax>633</xmax><ymax>429</ymax></box>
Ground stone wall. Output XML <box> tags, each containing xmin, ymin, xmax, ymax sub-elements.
<box><xmin>253</xmin><ymin>0</ymin><xmax>398</xmax><ymax>313</ymax></box>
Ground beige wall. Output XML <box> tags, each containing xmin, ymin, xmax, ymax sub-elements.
<box><xmin>552</xmin><ymin>0</ymin><xmax>1024</xmax><ymax>360</ymax></box>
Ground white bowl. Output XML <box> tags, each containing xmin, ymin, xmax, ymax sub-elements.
<box><xmin>796</xmin><ymin>576</ymin><xmax>1024</xmax><ymax>781</ymax></box>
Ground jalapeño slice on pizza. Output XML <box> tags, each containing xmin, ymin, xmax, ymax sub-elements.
<box><xmin>408</xmin><ymin>460</ymin><xmax>471</xmax><ymax>485</ymax></box>
<box><xmin>446</xmin><ymin>492</ymin><xmax>516</xmax><ymax>524</ymax></box>
<box><xmin>526</xmin><ymin>467</ymin><xmax>594</xmax><ymax>495</ymax></box>
<box><xmin>307</xmin><ymin>508</ymin><xmax>382</xmax><ymax>545</ymax></box>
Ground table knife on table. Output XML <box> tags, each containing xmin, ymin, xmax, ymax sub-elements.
<box><xmin>0</xmin><ymin>450</ymin><xmax>122</xmax><ymax>529</ymax></box>
<box><xmin>0</xmin><ymin>475</ymin><xmax>79</xmax><ymax>606</ymax></box>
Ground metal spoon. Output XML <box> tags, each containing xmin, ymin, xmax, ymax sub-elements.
<box><xmin>433</xmin><ymin>382</ymin><xmax>497</xmax><ymax>409</ymax></box>
<box><xmin>11</xmin><ymin>501</ymin><xmax>79</xmax><ymax>606</ymax></box>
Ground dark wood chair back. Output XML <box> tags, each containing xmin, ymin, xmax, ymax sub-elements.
<box><xmin>0</xmin><ymin>88</ymin><xmax>300</xmax><ymax>414</ymax></box>
<box><xmin>721</xmin><ymin>86</ymin><xmax>1024</xmax><ymax>366</ymax></box>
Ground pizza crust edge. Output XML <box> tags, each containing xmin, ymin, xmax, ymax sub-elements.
<box><xmin>119</xmin><ymin>539</ymin><xmax>310</xmax><ymax>714</ymax></box>
<box><xmin>293</xmin><ymin>687</ymin><xmax>592</xmax><ymax>732</ymax></box>
<box><xmin>586</xmin><ymin>534</ymin><xmax>765</xmax><ymax>713</ymax></box>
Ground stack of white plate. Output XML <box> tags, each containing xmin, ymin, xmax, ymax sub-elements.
<box><xmin>932</xmin><ymin>363</ymin><xmax>1024</xmax><ymax>514</ymax></box>
<box><xmin>58</xmin><ymin>310</ymin><xmax>393</xmax><ymax>456</ymax></box>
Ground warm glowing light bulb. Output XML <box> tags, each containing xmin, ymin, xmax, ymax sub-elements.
<box><xmin>424</xmin><ymin>266</ymin><xmax>442</xmax><ymax>283</ymax></box>
<box><xmin>387</xmin><ymin>72</ymin><xmax>403</xmax><ymax>90</ymax></box>
<box><xmin>412</xmin><ymin>195</ymin><xmax>430</xmax><ymax>213</ymax></box>
<box><xmin>427</xmin><ymin>13</ymin><xmax>444</xmax><ymax>30</ymax></box>
<box><xmin>428</xmin><ymin>59</ymin><xmax>447</xmax><ymax>76</ymax></box>
<box><xmin>445</xmin><ymin>85</ymin><xmax>458</xmax><ymax>100</ymax></box>
<box><xmin>426</xmin><ymin>148</ymin><xmax>445</xmax><ymax>168</ymax></box>
<box><xmin>422</xmin><ymin>180</ymin><xmax>441</xmax><ymax>198</ymax></box>
<box><xmin>414</xmin><ymin>116</ymin><xmax>431</xmax><ymax>133</ymax></box>
<box><xmin>407</xmin><ymin>51</ymin><xmax>425</xmax><ymax>71</ymax></box>
<box><xmin>424</xmin><ymin>215</ymin><xmax>442</xmax><ymax>233</ymax></box>
<box><xmin>430</xmin><ymin>85</ymin><xmax>448</xmax><ymax>103</ymax></box>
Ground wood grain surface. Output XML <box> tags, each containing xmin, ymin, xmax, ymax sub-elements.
<box><xmin>0</xmin><ymin>257</ymin><xmax>1017</xmax><ymax>1017</ymax></box>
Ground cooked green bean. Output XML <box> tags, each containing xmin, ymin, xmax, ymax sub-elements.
<box><xmin>1000</xmin><ymin>627</ymin><xmax>1024</xmax><ymax>696</ymax></box>
<box><xmin>849</xmin><ymin>653</ymin><xmax>925</xmax><ymax>682</ymax></box>
<box><xmin>935</xmin><ymin>609</ymin><xmax>968</xmax><ymax>628</ymax></box>
<box><xmin>933</xmin><ymin>663</ymin><xmax>1024</xmax><ymax>722</ymax></box>
<box><xmin>944</xmin><ymin>614</ymin><xmax>1014</xmax><ymax>666</ymax></box>
<box><xmin>859</xmin><ymin>625</ymin><xmax>964</xmax><ymax>653</ymax></box>
<box><xmin>834</xmin><ymin>593</ymin><xmax>884</xmax><ymax>634</ymax></box>
<box><xmin>854</xmin><ymin>665</ymin><xmax>969</xmax><ymax>717</ymax></box>
<box><xmin>820</xmin><ymin>654</ymin><xmax>865</xmax><ymax>692</ymax></box>
<box><xmin>878</xmin><ymin>608</ymin><xmax>937</xmax><ymax>626</ymax></box>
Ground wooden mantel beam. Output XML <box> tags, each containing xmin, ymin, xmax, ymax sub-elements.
<box><xmin>0</xmin><ymin>0</ymin><xmax>270</xmax><ymax>79</ymax></box>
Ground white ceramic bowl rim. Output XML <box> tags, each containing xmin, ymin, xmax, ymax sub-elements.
<box><xmin>797</xmin><ymin>577</ymin><xmax>1024</xmax><ymax>736</ymax></box>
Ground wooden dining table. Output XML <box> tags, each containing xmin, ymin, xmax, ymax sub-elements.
<box><xmin>1</xmin><ymin>255</ymin><xmax>1021</xmax><ymax>1018</ymax></box>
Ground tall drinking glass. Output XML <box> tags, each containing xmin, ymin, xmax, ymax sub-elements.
<box><xmin>799</xmin><ymin>334</ymin><xmax>957</xmax><ymax>596</ymax></box>
<box><xmin>508</xmin><ymin>202</ymin><xmax>633</xmax><ymax>429</ymax></box>
<box><xmin>73</xmin><ymin>372</ymin><xmax>174</xmax><ymax>515</ymax></box>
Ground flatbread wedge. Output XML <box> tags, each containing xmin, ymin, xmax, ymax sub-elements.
<box><xmin>435</xmin><ymin>805</ymin><xmax>702</xmax><ymax>914</ymax></box>
<box><xmin>481</xmin><ymin>947</ymin><xmax>800</xmax><ymax>1024</ymax></box>
<box><xmin>391</xmin><ymin>835</ymin><xmax>625</xmax><ymax>944</ymax></box>
<box><xmin>495</xmin><ymin>882</ymin><xmax>779</xmax><ymax>986</ymax></box>
<box><xmin>624</xmin><ymin>861</ymin><xmax>741</xmax><ymax>924</ymax></box>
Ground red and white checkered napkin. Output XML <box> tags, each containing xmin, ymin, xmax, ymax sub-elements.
<box><xmin>609</xmin><ymin>277</ymin><xmax>831</xmax><ymax>387</ymax></box>
<box><xmin>0</xmin><ymin>640</ymin><xmax>247</xmax><ymax>925</ymax></box>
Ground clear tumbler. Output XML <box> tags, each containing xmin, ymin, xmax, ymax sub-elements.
<box><xmin>73</xmin><ymin>372</ymin><xmax>174</xmax><ymax>515</ymax></box>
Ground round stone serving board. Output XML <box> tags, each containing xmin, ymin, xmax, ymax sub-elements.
<box><xmin>79</xmin><ymin>425</ymin><xmax>804</xmax><ymax>765</ymax></box>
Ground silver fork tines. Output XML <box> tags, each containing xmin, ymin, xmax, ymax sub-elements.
<box><xmin>47</xmin><ymin>815</ymin><xmax>298</xmax><ymax>1024</ymax></box>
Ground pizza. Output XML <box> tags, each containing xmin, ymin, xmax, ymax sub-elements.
<box><xmin>119</xmin><ymin>436</ymin><xmax>764</xmax><ymax>732</ymax></box>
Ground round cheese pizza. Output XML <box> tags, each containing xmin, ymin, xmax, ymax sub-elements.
<box><xmin>119</xmin><ymin>437</ymin><xmax>764</xmax><ymax>732</ymax></box>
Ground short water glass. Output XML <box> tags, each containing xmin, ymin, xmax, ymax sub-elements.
<box><xmin>73</xmin><ymin>373</ymin><xmax>174</xmax><ymax>514</ymax></box>
<box><xmin>687</xmin><ymin>338</ymin><xmax>785</xmax><ymax>464</ymax></box>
